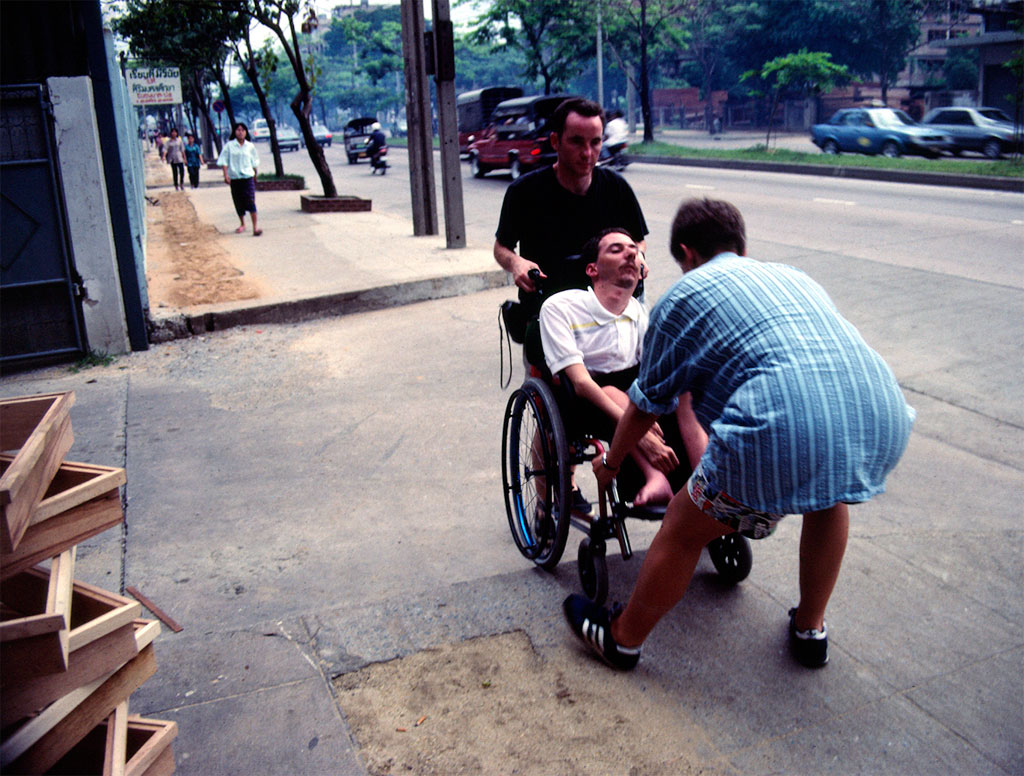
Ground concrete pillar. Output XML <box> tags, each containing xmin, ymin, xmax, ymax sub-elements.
<box><xmin>48</xmin><ymin>76</ymin><xmax>131</xmax><ymax>355</ymax></box>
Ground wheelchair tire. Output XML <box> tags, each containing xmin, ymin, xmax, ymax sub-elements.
<box><xmin>502</xmin><ymin>378</ymin><xmax>572</xmax><ymax>570</ymax></box>
<box><xmin>577</xmin><ymin>537</ymin><xmax>608</xmax><ymax>606</ymax></box>
<box><xmin>707</xmin><ymin>533</ymin><xmax>753</xmax><ymax>584</ymax></box>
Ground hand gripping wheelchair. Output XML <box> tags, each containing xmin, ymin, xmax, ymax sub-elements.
<box><xmin>500</xmin><ymin>279</ymin><xmax>752</xmax><ymax>606</ymax></box>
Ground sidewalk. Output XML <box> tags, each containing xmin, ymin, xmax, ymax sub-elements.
<box><xmin>1</xmin><ymin>152</ymin><xmax>1020</xmax><ymax>775</ymax></box>
<box><xmin>145</xmin><ymin>156</ymin><xmax>507</xmax><ymax>340</ymax></box>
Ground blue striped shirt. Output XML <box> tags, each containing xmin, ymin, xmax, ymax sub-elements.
<box><xmin>629</xmin><ymin>253</ymin><xmax>915</xmax><ymax>514</ymax></box>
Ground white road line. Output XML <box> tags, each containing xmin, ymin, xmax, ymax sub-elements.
<box><xmin>1012</xmin><ymin>220</ymin><xmax>1023</xmax><ymax>226</ymax></box>
<box><xmin>813</xmin><ymin>197</ymin><xmax>857</xmax><ymax>206</ymax></box>
<box><xmin>685</xmin><ymin>184</ymin><xmax>716</xmax><ymax>190</ymax></box>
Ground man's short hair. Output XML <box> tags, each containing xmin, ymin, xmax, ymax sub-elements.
<box><xmin>669</xmin><ymin>198</ymin><xmax>746</xmax><ymax>263</ymax></box>
<box><xmin>549</xmin><ymin>97</ymin><xmax>605</xmax><ymax>136</ymax></box>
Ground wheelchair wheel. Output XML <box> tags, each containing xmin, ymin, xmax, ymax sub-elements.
<box><xmin>577</xmin><ymin>537</ymin><xmax>608</xmax><ymax>606</ymax></box>
<box><xmin>502</xmin><ymin>377</ymin><xmax>571</xmax><ymax>570</ymax></box>
<box><xmin>707</xmin><ymin>533</ymin><xmax>752</xmax><ymax>584</ymax></box>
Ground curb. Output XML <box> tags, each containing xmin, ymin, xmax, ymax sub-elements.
<box><xmin>630</xmin><ymin>154</ymin><xmax>1024</xmax><ymax>193</ymax></box>
<box><xmin>148</xmin><ymin>268</ymin><xmax>510</xmax><ymax>342</ymax></box>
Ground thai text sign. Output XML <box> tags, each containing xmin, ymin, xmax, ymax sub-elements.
<box><xmin>126</xmin><ymin>67</ymin><xmax>182</xmax><ymax>106</ymax></box>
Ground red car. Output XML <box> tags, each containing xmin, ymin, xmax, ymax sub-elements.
<box><xmin>467</xmin><ymin>94</ymin><xmax>576</xmax><ymax>179</ymax></box>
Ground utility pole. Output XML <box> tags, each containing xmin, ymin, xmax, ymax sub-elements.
<box><xmin>596</xmin><ymin>2</ymin><xmax>604</xmax><ymax>108</ymax></box>
<box><xmin>429</xmin><ymin>0</ymin><xmax>465</xmax><ymax>248</ymax></box>
<box><xmin>400</xmin><ymin>0</ymin><xmax>437</xmax><ymax>235</ymax></box>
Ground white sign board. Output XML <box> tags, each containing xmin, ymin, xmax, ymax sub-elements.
<box><xmin>126</xmin><ymin>67</ymin><xmax>182</xmax><ymax>106</ymax></box>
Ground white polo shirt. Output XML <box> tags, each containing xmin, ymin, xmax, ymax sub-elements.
<box><xmin>539</xmin><ymin>287</ymin><xmax>648</xmax><ymax>376</ymax></box>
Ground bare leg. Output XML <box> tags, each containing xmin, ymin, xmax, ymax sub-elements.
<box><xmin>795</xmin><ymin>503</ymin><xmax>849</xmax><ymax>631</ymax></box>
<box><xmin>610</xmin><ymin>489</ymin><xmax>731</xmax><ymax>647</ymax></box>
<box><xmin>251</xmin><ymin>211</ymin><xmax>262</xmax><ymax>235</ymax></box>
<box><xmin>602</xmin><ymin>386</ymin><xmax>674</xmax><ymax>506</ymax></box>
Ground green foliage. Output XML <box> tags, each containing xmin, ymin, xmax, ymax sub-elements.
<box><xmin>465</xmin><ymin>0</ymin><xmax>595</xmax><ymax>94</ymax></box>
<box><xmin>742</xmin><ymin>49</ymin><xmax>851</xmax><ymax>96</ymax></box>
<box><xmin>67</xmin><ymin>351</ymin><xmax>117</xmax><ymax>373</ymax></box>
<box><xmin>944</xmin><ymin>47</ymin><xmax>978</xmax><ymax>91</ymax></box>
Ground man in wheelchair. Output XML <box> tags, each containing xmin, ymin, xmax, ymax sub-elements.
<box><xmin>537</xmin><ymin>227</ymin><xmax>705</xmax><ymax>507</ymax></box>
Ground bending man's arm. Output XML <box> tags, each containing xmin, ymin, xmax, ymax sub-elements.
<box><xmin>593</xmin><ymin>400</ymin><xmax>660</xmax><ymax>490</ymax></box>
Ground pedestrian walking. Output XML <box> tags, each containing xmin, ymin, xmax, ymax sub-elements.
<box><xmin>216</xmin><ymin>122</ymin><xmax>262</xmax><ymax>236</ymax></box>
<box><xmin>164</xmin><ymin>128</ymin><xmax>186</xmax><ymax>191</ymax></box>
<box><xmin>183</xmin><ymin>133</ymin><xmax>204</xmax><ymax>189</ymax></box>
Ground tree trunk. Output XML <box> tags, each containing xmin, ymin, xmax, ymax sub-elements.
<box><xmin>292</xmin><ymin>92</ymin><xmax>337</xmax><ymax>198</ymax></box>
<box><xmin>213</xmin><ymin>69</ymin><xmax>237</xmax><ymax>130</ymax></box>
<box><xmin>238</xmin><ymin>42</ymin><xmax>284</xmax><ymax>177</ymax></box>
<box><xmin>190</xmin><ymin>72</ymin><xmax>220</xmax><ymax>157</ymax></box>
<box><xmin>640</xmin><ymin>2</ymin><xmax>653</xmax><ymax>143</ymax></box>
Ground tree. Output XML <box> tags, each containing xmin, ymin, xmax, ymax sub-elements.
<box><xmin>114</xmin><ymin>0</ymin><xmax>247</xmax><ymax>154</ymax></box>
<box><xmin>742</xmin><ymin>49</ymin><xmax>851</xmax><ymax>147</ymax></box>
<box><xmin>249</xmin><ymin>0</ymin><xmax>337</xmax><ymax>198</ymax></box>
<box><xmin>235</xmin><ymin>31</ymin><xmax>286</xmax><ymax>177</ymax></box>
<box><xmin>465</xmin><ymin>0</ymin><xmax>594</xmax><ymax>94</ymax></box>
<box><xmin>604</xmin><ymin>0</ymin><xmax>690</xmax><ymax>142</ymax></box>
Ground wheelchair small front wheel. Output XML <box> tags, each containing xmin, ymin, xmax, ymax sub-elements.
<box><xmin>707</xmin><ymin>533</ymin><xmax>752</xmax><ymax>584</ymax></box>
<box><xmin>501</xmin><ymin>378</ymin><xmax>572</xmax><ymax>570</ymax></box>
<box><xmin>577</xmin><ymin>537</ymin><xmax>608</xmax><ymax>606</ymax></box>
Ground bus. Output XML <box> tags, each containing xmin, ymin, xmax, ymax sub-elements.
<box><xmin>456</xmin><ymin>86</ymin><xmax>523</xmax><ymax>153</ymax></box>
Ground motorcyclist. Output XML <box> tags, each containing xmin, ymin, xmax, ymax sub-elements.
<box><xmin>366</xmin><ymin>122</ymin><xmax>388</xmax><ymax>174</ymax></box>
<box><xmin>601</xmin><ymin>111</ymin><xmax>629</xmax><ymax>169</ymax></box>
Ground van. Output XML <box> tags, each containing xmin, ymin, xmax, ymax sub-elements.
<box><xmin>457</xmin><ymin>86</ymin><xmax>523</xmax><ymax>153</ymax></box>
<box><xmin>251</xmin><ymin>118</ymin><xmax>270</xmax><ymax>142</ymax></box>
<box><xmin>467</xmin><ymin>94</ymin><xmax>576</xmax><ymax>179</ymax></box>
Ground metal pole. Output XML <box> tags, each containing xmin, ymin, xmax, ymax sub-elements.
<box><xmin>596</xmin><ymin>2</ymin><xmax>604</xmax><ymax>109</ymax></box>
<box><xmin>431</xmin><ymin>0</ymin><xmax>466</xmax><ymax>248</ymax></box>
<box><xmin>400</xmin><ymin>0</ymin><xmax>437</xmax><ymax>235</ymax></box>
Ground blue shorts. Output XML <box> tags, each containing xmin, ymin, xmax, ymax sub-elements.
<box><xmin>686</xmin><ymin>461</ymin><xmax>784</xmax><ymax>540</ymax></box>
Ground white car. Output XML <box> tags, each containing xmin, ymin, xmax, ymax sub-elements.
<box><xmin>251</xmin><ymin>118</ymin><xmax>270</xmax><ymax>142</ymax></box>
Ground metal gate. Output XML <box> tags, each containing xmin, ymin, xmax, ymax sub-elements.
<box><xmin>1</xmin><ymin>84</ymin><xmax>86</xmax><ymax>369</ymax></box>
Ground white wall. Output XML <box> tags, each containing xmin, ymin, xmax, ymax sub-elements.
<box><xmin>48</xmin><ymin>75</ymin><xmax>131</xmax><ymax>355</ymax></box>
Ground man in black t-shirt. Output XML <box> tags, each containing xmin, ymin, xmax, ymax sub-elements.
<box><xmin>494</xmin><ymin>97</ymin><xmax>648</xmax><ymax>310</ymax></box>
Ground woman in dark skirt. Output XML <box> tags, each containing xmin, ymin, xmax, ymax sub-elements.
<box><xmin>216</xmin><ymin>122</ymin><xmax>262</xmax><ymax>236</ymax></box>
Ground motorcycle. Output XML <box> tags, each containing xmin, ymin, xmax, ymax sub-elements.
<box><xmin>597</xmin><ymin>141</ymin><xmax>629</xmax><ymax>172</ymax></box>
<box><xmin>370</xmin><ymin>145</ymin><xmax>388</xmax><ymax>175</ymax></box>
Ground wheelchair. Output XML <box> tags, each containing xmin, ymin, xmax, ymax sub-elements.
<box><xmin>500</xmin><ymin>310</ymin><xmax>753</xmax><ymax>606</ymax></box>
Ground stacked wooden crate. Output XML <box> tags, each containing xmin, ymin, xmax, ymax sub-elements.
<box><xmin>1</xmin><ymin>392</ymin><xmax>177</xmax><ymax>775</ymax></box>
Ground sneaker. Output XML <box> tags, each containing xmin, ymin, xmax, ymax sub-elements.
<box><xmin>562</xmin><ymin>594</ymin><xmax>640</xmax><ymax>671</ymax></box>
<box><xmin>571</xmin><ymin>487</ymin><xmax>593</xmax><ymax>516</ymax></box>
<box><xmin>788</xmin><ymin>607</ymin><xmax>828</xmax><ymax>668</ymax></box>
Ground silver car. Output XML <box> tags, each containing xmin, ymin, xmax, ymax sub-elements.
<box><xmin>920</xmin><ymin>106</ymin><xmax>1022</xmax><ymax>159</ymax></box>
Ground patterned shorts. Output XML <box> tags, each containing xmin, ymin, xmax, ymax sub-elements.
<box><xmin>686</xmin><ymin>462</ymin><xmax>784</xmax><ymax>540</ymax></box>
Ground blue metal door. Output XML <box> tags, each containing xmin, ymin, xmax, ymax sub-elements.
<box><xmin>1</xmin><ymin>84</ymin><xmax>85</xmax><ymax>369</ymax></box>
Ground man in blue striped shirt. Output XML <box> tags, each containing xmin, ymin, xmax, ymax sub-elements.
<box><xmin>564</xmin><ymin>198</ymin><xmax>915</xmax><ymax>670</ymax></box>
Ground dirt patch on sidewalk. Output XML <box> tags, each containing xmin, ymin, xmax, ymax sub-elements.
<box><xmin>333</xmin><ymin>631</ymin><xmax>729</xmax><ymax>775</ymax></box>
<box><xmin>145</xmin><ymin>190</ymin><xmax>262</xmax><ymax>309</ymax></box>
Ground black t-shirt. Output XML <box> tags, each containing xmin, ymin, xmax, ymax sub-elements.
<box><xmin>495</xmin><ymin>166</ymin><xmax>648</xmax><ymax>301</ymax></box>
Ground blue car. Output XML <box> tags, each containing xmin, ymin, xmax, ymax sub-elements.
<box><xmin>811</xmin><ymin>108</ymin><xmax>951</xmax><ymax>159</ymax></box>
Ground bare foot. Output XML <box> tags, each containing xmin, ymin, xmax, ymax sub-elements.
<box><xmin>253</xmin><ymin>229</ymin><xmax>263</xmax><ymax>236</ymax></box>
<box><xmin>235</xmin><ymin>225</ymin><xmax>246</xmax><ymax>233</ymax></box>
<box><xmin>632</xmin><ymin>476</ymin><xmax>674</xmax><ymax>507</ymax></box>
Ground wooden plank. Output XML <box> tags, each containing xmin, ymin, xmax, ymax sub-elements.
<box><xmin>46</xmin><ymin>548</ymin><xmax>75</xmax><ymax>671</ymax></box>
<box><xmin>124</xmin><ymin>718</ymin><xmax>177</xmax><ymax>776</ymax></box>
<box><xmin>0</xmin><ymin>490</ymin><xmax>123</xmax><ymax>581</ymax></box>
<box><xmin>1</xmin><ymin>568</ymin><xmax>141</xmax><ymax>684</ymax></box>
<box><xmin>103</xmin><ymin>701</ymin><xmax>129</xmax><ymax>776</ymax></box>
<box><xmin>139</xmin><ymin>744</ymin><xmax>175</xmax><ymax>776</ymax></box>
<box><xmin>0</xmin><ymin>619</ymin><xmax>156</xmax><ymax>727</ymax></box>
<box><xmin>124</xmin><ymin>587</ymin><xmax>183</xmax><ymax>634</ymax></box>
<box><xmin>0</xmin><ymin>457</ymin><xmax>126</xmax><ymax>527</ymax></box>
<box><xmin>7</xmin><ymin>643</ymin><xmax>158</xmax><ymax>774</ymax></box>
<box><xmin>0</xmin><ymin>560</ymin><xmax>71</xmax><ymax>675</ymax></box>
<box><xmin>0</xmin><ymin>392</ymin><xmax>75</xmax><ymax>553</ymax></box>
<box><xmin>0</xmin><ymin>674</ymin><xmax>106</xmax><ymax>768</ymax></box>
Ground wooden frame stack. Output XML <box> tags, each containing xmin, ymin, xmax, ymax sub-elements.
<box><xmin>1</xmin><ymin>392</ymin><xmax>177</xmax><ymax>775</ymax></box>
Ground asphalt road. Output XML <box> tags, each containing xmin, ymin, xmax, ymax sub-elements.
<box><xmin>276</xmin><ymin>143</ymin><xmax>1022</xmax><ymax>298</ymax></box>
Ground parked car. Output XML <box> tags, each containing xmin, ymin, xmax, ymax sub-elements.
<box><xmin>344</xmin><ymin>117</ymin><xmax>377</xmax><ymax>163</ymax></box>
<box><xmin>810</xmin><ymin>108</ymin><xmax>951</xmax><ymax>158</ymax></box>
<box><xmin>920</xmin><ymin>106</ymin><xmax>1021</xmax><ymax>159</ymax></box>
<box><xmin>467</xmin><ymin>94</ymin><xmax>574</xmax><ymax>179</ymax></box>
<box><xmin>276</xmin><ymin>126</ymin><xmax>300</xmax><ymax>152</ymax></box>
<box><xmin>311</xmin><ymin>123</ymin><xmax>333</xmax><ymax>148</ymax></box>
<box><xmin>251</xmin><ymin>118</ymin><xmax>270</xmax><ymax>142</ymax></box>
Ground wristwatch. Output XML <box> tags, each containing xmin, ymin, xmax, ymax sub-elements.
<box><xmin>602</xmin><ymin>453</ymin><xmax>620</xmax><ymax>471</ymax></box>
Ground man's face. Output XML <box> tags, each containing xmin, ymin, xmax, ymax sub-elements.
<box><xmin>589</xmin><ymin>231</ymin><xmax>640</xmax><ymax>290</ymax></box>
<box><xmin>552</xmin><ymin>111</ymin><xmax>603</xmax><ymax>179</ymax></box>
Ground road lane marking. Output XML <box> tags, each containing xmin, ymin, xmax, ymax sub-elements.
<box><xmin>685</xmin><ymin>184</ymin><xmax>716</xmax><ymax>190</ymax></box>
<box><xmin>813</xmin><ymin>197</ymin><xmax>857</xmax><ymax>206</ymax></box>
<box><xmin>1013</xmin><ymin>220</ymin><xmax>1023</xmax><ymax>226</ymax></box>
